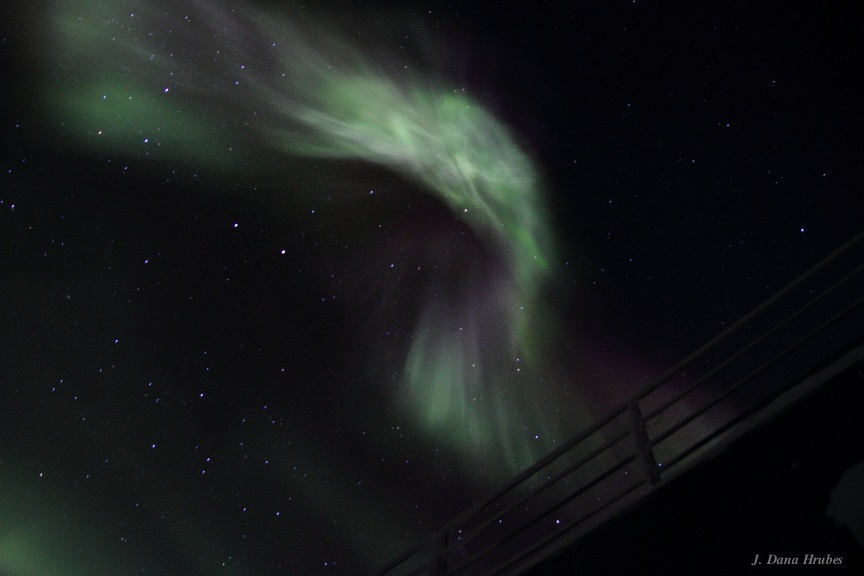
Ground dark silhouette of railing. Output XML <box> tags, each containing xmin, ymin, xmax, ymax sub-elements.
<box><xmin>377</xmin><ymin>232</ymin><xmax>864</xmax><ymax>576</ymax></box>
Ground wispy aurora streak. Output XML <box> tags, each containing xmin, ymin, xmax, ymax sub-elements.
<box><xmin>43</xmin><ymin>0</ymin><xmax>566</xmax><ymax>476</ymax></box>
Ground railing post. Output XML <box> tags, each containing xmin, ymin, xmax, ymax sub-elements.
<box><xmin>428</xmin><ymin>529</ymin><xmax>448</xmax><ymax>575</ymax></box>
<box><xmin>628</xmin><ymin>400</ymin><xmax>660</xmax><ymax>486</ymax></box>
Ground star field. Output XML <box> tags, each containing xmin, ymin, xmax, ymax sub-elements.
<box><xmin>1</xmin><ymin>0</ymin><xmax>863</xmax><ymax>575</ymax></box>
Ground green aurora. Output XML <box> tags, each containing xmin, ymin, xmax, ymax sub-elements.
<box><xmin>10</xmin><ymin>1</ymin><xmax>586</xmax><ymax>573</ymax></box>
<box><xmin>42</xmin><ymin>0</ymin><xmax>567</xmax><ymax>476</ymax></box>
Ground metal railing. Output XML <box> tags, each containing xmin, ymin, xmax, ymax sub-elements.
<box><xmin>377</xmin><ymin>232</ymin><xmax>864</xmax><ymax>576</ymax></box>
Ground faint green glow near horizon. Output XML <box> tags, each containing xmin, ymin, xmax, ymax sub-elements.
<box><xmin>0</xmin><ymin>471</ymin><xmax>133</xmax><ymax>576</ymax></box>
<box><xmin>43</xmin><ymin>0</ymin><xmax>562</xmax><ymax>478</ymax></box>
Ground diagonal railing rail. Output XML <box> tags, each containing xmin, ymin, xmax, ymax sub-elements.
<box><xmin>376</xmin><ymin>231</ymin><xmax>864</xmax><ymax>576</ymax></box>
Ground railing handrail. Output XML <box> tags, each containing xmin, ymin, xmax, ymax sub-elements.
<box><xmin>377</xmin><ymin>231</ymin><xmax>864</xmax><ymax>576</ymax></box>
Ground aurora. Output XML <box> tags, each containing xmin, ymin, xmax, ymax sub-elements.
<box><xmin>7</xmin><ymin>1</ymin><xmax>861</xmax><ymax>574</ymax></box>
<box><xmin>41</xmin><ymin>0</ymin><xmax>568</xmax><ymax>478</ymax></box>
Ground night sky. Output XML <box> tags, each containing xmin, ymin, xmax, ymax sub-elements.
<box><xmin>2</xmin><ymin>1</ymin><xmax>862</xmax><ymax>575</ymax></box>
